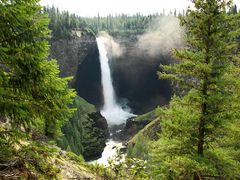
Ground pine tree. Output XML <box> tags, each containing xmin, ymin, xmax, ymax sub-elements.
<box><xmin>0</xmin><ymin>0</ymin><xmax>75</xmax><ymax>158</ymax></box>
<box><xmin>150</xmin><ymin>0</ymin><xmax>240</xmax><ymax>179</ymax></box>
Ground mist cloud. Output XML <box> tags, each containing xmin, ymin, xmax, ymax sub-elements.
<box><xmin>136</xmin><ymin>16</ymin><xmax>184</xmax><ymax>57</ymax></box>
<box><xmin>98</xmin><ymin>32</ymin><xmax>125</xmax><ymax>58</ymax></box>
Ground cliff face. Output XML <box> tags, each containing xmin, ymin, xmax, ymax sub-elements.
<box><xmin>76</xmin><ymin>42</ymin><xmax>103</xmax><ymax>108</ymax></box>
<box><xmin>49</xmin><ymin>31</ymin><xmax>99</xmax><ymax>87</ymax></box>
<box><xmin>111</xmin><ymin>37</ymin><xmax>172</xmax><ymax>114</ymax></box>
<box><xmin>49</xmin><ymin>31</ymin><xmax>172</xmax><ymax>115</ymax></box>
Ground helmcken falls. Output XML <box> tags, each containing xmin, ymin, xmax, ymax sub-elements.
<box><xmin>96</xmin><ymin>37</ymin><xmax>134</xmax><ymax>125</ymax></box>
<box><xmin>94</xmin><ymin>36</ymin><xmax>135</xmax><ymax>165</ymax></box>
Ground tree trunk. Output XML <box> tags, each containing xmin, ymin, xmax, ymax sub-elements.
<box><xmin>198</xmin><ymin>107</ymin><xmax>205</xmax><ymax>156</ymax></box>
<box><xmin>198</xmin><ymin>78</ymin><xmax>208</xmax><ymax>157</ymax></box>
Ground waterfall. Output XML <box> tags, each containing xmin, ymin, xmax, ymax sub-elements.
<box><xmin>96</xmin><ymin>37</ymin><xmax>135</xmax><ymax>125</ymax></box>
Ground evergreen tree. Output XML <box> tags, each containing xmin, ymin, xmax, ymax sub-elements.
<box><xmin>150</xmin><ymin>0</ymin><xmax>240</xmax><ymax>179</ymax></box>
<box><xmin>127</xmin><ymin>134</ymin><xmax>149</xmax><ymax>160</ymax></box>
<box><xmin>0</xmin><ymin>0</ymin><xmax>75</xmax><ymax>163</ymax></box>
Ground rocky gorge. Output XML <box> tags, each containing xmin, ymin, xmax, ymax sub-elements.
<box><xmin>48</xmin><ymin>30</ymin><xmax>171</xmax><ymax>160</ymax></box>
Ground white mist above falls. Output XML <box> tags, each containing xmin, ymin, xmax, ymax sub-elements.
<box><xmin>96</xmin><ymin>37</ymin><xmax>135</xmax><ymax>125</ymax></box>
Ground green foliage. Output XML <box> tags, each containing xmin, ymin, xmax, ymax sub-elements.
<box><xmin>20</xmin><ymin>142</ymin><xmax>60</xmax><ymax>178</ymax></box>
<box><xmin>0</xmin><ymin>0</ymin><xmax>75</xmax><ymax>178</ymax></box>
<box><xmin>83</xmin><ymin>13</ymin><xmax>157</xmax><ymax>35</ymax></box>
<box><xmin>0</xmin><ymin>0</ymin><xmax>75</xmax><ymax>139</ymax></box>
<box><xmin>0</xmin><ymin>140</ymin><xmax>60</xmax><ymax>179</ymax></box>
<box><xmin>108</xmin><ymin>148</ymin><xmax>125</xmax><ymax>178</ymax></box>
<box><xmin>150</xmin><ymin>94</ymin><xmax>240</xmax><ymax>179</ymax></box>
<box><xmin>150</xmin><ymin>0</ymin><xmax>240</xmax><ymax>179</ymax></box>
<box><xmin>88</xmin><ymin>162</ymin><xmax>111</xmax><ymax>178</ymax></box>
<box><xmin>107</xmin><ymin>148</ymin><xmax>148</xmax><ymax>179</ymax></box>
<box><xmin>39</xmin><ymin>60</ymin><xmax>76</xmax><ymax>139</ymax></box>
<box><xmin>44</xmin><ymin>6</ymin><xmax>184</xmax><ymax>39</ymax></box>
<box><xmin>66</xmin><ymin>151</ymin><xmax>85</xmax><ymax>165</ymax></box>
<box><xmin>57</xmin><ymin>96</ymin><xmax>94</xmax><ymax>155</ymax></box>
<box><xmin>127</xmin><ymin>134</ymin><xmax>149</xmax><ymax>160</ymax></box>
<box><xmin>44</xmin><ymin>6</ymin><xmax>90</xmax><ymax>39</ymax></box>
<box><xmin>133</xmin><ymin>109</ymin><xmax>159</xmax><ymax>122</ymax></box>
<box><xmin>0</xmin><ymin>0</ymin><xmax>49</xmax><ymax>131</ymax></box>
<box><xmin>125</xmin><ymin>158</ymin><xmax>148</xmax><ymax>179</ymax></box>
<box><xmin>58</xmin><ymin>96</ymin><xmax>86</xmax><ymax>155</ymax></box>
<box><xmin>58</xmin><ymin>96</ymin><xmax>107</xmax><ymax>158</ymax></box>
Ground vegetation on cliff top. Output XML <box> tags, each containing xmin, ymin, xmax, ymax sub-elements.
<box><xmin>44</xmin><ymin>6</ymin><xmax>186</xmax><ymax>39</ymax></box>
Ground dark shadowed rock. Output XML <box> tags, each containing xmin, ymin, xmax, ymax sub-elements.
<box><xmin>123</xmin><ymin>117</ymin><xmax>151</xmax><ymax>140</ymax></box>
<box><xmin>88</xmin><ymin>111</ymin><xmax>109</xmax><ymax>139</ymax></box>
<box><xmin>113</xmin><ymin>109</ymin><xmax>159</xmax><ymax>142</ymax></box>
<box><xmin>76</xmin><ymin>43</ymin><xmax>103</xmax><ymax>108</ymax></box>
<box><xmin>48</xmin><ymin>31</ymin><xmax>98</xmax><ymax>88</ymax></box>
<box><xmin>82</xmin><ymin>111</ymin><xmax>109</xmax><ymax>160</ymax></box>
<box><xmin>108</xmin><ymin>117</ymin><xmax>151</xmax><ymax>142</ymax></box>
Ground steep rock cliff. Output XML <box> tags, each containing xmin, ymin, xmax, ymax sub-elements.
<box><xmin>49</xmin><ymin>31</ymin><xmax>100</xmax><ymax>87</ymax></box>
<box><xmin>109</xmin><ymin>35</ymin><xmax>172</xmax><ymax>114</ymax></box>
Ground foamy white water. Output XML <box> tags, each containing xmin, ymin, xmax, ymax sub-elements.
<box><xmin>96</xmin><ymin>37</ymin><xmax>135</xmax><ymax>125</ymax></box>
<box><xmin>91</xmin><ymin>140</ymin><xmax>124</xmax><ymax>165</ymax></box>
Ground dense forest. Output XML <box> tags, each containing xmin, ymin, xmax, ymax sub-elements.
<box><xmin>44</xmin><ymin>6</ymin><xmax>186</xmax><ymax>39</ymax></box>
<box><xmin>0</xmin><ymin>0</ymin><xmax>240</xmax><ymax>179</ymax></box>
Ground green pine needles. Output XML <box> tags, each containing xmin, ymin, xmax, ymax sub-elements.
<box><xmin>0</xmin><ymin>0</ymin><xmax>75</xmax><ymax>178</ymax></box>
<box><xmin>150</xmin><ymin>0</ymin><xmax>240</xmax><ymax>179</ymax></box>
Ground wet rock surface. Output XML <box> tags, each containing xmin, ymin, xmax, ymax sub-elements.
<box><xmin>108</xmin><ymin>117</ymin><xmax>151</xmax><ymax>142</ymax></box>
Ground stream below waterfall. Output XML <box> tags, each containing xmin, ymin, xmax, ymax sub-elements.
<box><xmin>91</xmin><ymin>139</ymin><xmax>124</xmax><ymax>165</ymax></box>
<box><xmin>89</xmin><ymin>125</ymin><xmax>127</xmax><ymax>165</ymax></box>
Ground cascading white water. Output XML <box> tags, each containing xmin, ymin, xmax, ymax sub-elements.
<box><xmin>96</xmin><ymin>37</ymin><xmax>134</xmax><ymax>125</ymax></box>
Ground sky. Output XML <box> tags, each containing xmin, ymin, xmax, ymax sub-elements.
<box><xmin>40</xmin><ymin>0</ymin><xmax>240</xmax><ymax>17</ymax></box>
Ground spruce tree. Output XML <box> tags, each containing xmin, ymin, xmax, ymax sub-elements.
<box><xmin>150</xmin><ymin>0</ymin><xmax>240</xmax><ymax>179</ymax></box>
<box><xmin>0</xmin><ymin>0</ymin><xmax>75</xmax><ymax>158</ymax></box>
